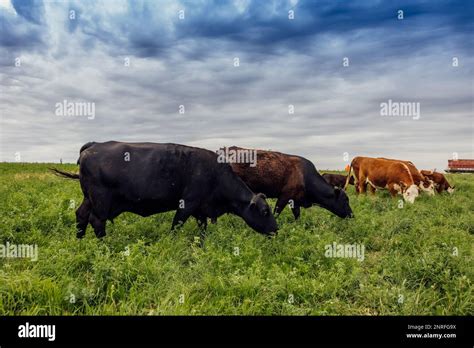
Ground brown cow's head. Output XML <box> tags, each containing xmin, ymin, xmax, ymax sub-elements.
<box><xmin>400</xmin><ymin>183</ymin><xmax>419</xmax><ymax>203</ymax></box>
<box><xmin>419</xmin><ymin>176</ymin><xmax>435</xmax><ymax>196</ymax></box>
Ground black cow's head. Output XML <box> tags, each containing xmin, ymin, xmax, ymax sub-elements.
<box><xmin>321</xmin><ymin>187</ymin><xmax>354</xmax><ymax>218</ymax></box>
<box><xmin>241</xmin><ymin>193</ymin><xmax>278</xmax><ymax>235</ymax></box>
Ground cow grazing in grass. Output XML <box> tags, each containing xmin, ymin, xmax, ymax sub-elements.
<box><xmin>420</xmin><ymin>170</ymin><xmax>455</xmax><ymax>194</ymax></box>
<box><xmin>345</xmin><ymin>156</ymin><xmax>419</xmax><ymax>203</ymax></box>
<box><xmin>322</xmin><ymin>173</ymin><xmax>354</xmax><ymax>189</ymax></box>
<box><xmin>378</xmin><ymin>158</ymin><xmax>435</xmax><ymax>196</ymax></box>
<box><xmin>226</xmin><ymin>146</ymin><xmax>354</xmax><ymax>220</ymax></box>
<box><xmin>51</xmin><ymin>141</ymin><xmax>278</xmax><ymax>239</ymax></box>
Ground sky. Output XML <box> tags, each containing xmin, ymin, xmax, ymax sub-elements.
<box><xmin>0</xmin><ymin>0</ymin><xmax>473</xmax><ymax>171</ymax></box>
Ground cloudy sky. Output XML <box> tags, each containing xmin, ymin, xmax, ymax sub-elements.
<box><xmin>1</xmin><ymin>0</ymin><xmax>472</xmax><ymax>170</ymax></box>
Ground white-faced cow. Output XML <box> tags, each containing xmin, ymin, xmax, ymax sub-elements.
<box><xmin>345</xmin><ymin>156</ymin><xmax>419</xmax><ymax>203</ymax></box>
<box><xmin>52</xmin><ymin>141</ymin><xmax>278</xmax><ymax>238</ymax></box>
<box><xmin>378</xmin><ymin>158</ymin><xmax>435</xmax><ymax>196</ymax></box>
<box><xmin>420</xmin><ymin>170</ymin><xmax>455</xmax><ymax>194</ymax></box>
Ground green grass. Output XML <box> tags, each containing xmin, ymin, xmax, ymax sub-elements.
<box><xmin>0</xmin><ymin>163</ymin><xmax>472</xmax><ymax>315</ymax></box>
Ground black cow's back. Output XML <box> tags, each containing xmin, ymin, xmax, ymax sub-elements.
<box><xmin>78</xmin><ymin>142</ymin><xmax>224</xmax><ymax>215</ymax></box>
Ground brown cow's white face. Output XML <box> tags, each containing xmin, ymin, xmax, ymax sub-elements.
<box><xmin>447</xmin><ymin>187</ymin><xmax>454</xmax><ymax>194</ymax></box>
<box><xmin>403</xmin><ymin>184</ymin><xmax>419</xmax><ymax>203</ymax></box>
<box><xmin>419</xmin><ymin>180</ymin><xmax>435</xmax><ymax>196</ymax></box>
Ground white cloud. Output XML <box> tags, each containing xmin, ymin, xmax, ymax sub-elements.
<box><xmin>0</xmin><ymin>0</ymin><xmax>472</xmax><ymax>172</ymax></box>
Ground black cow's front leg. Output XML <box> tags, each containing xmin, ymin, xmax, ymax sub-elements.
<box><xmin>171</xmin><ymin>209</ymin><xmax>194</xmax><ymax>231</ymax></box>
<box><xmin>273</xmin><ymin>196</ymin><xmax>289</xmax><ymax>217</ymax></box>
<box><xmin>195</xmin><ymin>216</ymin><xmax>207</xmax><ymax>230</ymax></box>
<box><xmin>171</xmin><ymin>193</ymin><xmax>202</xmax><ymax>231</ymax></box>
<box><xmin>291</xmin><ymin>205</ymin><xmax>301</xmax><ymax>220</ymax></box>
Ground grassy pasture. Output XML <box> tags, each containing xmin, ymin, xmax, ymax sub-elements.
<box><xmin>0</xmin><ymin>163</ymin><xmax>472</xmax><ymax>315</ymax></box>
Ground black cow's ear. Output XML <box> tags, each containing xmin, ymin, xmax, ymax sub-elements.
<box><xmin>250</xmin><ymin>195</ymin><xmax>257</xmax><ymax>206</ymax></box>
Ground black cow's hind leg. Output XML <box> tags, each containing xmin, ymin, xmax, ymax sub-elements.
<box><xmin>75</xmin><ymin>198</ymin><xmax>91</xmax><ymax>239</ymax></box>
<box><xmin>89</xmin><ymin>212</ymin><xmax>106</xmax><ymax>238</ymax></box>
<box><xmin>86</xmin><ymin>188</ymin><xmax>111</xmax><ymax>238</ymax></box>
<box><xmin>193</xmin><ymin>215</ymin><xmax>208</xmax><ymax>247</ymax></box>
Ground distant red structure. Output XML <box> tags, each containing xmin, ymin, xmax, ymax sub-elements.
<box><xmin>446</xmin><ymin>159</ymin><xmax>474</xmax><ymax>173</ymax></box>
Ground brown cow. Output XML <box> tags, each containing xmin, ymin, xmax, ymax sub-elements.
<box><xmin>221</xmin><ymin>146</ymin><xmax>354</xmax><ymax>219</ymax></box>
<box><xmin>345</xmin><ymin>156</ymin><xmax>419</xmax><ymax>203</ymax></box>
<box><xmin>378</xmin><ymin>158</ymin><xmax>435</xmax><ymax>195</ymax></box>
<box><xmin>420</xmin><ymin>170</ymin><xmax>454</xmax><ymax>194</ymax></box>
<box><xmin>322</xmin><ymin>173</ymin><xmax>354</xmax><ymax>189</ymax></box>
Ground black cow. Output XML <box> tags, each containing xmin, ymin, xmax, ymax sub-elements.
<box><xmin>52</xmin><ymin>141</ymin><xmax>278</xmax><ymax>238</ymax></box>
<box><xmin>322</xmin><ymin>173</ymin><xmax>354</xmax><ymax>189</ymax></box>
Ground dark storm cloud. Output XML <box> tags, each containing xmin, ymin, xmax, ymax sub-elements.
<box><xmin>11</xmin><ymin>0</ymin><xmax>44</xmax><ymax>24</ymax></box>
<box><xmin>0</xmin><ymin>0</ymin><xmax>472</xmax><ymax>170</ymax></box>
<box><xmin>0</xmin><ymin>1</ymin><xmax>45</xmax><ymax>49</ymax></box>
<box><xmin>28</xmin><ymin>0</ymin><xmax>471</xmax><ymax>60</ymax></box>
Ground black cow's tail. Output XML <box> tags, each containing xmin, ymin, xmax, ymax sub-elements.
<box><xmin>50</xmin><ymin>142</ymin><xmax>95</xmax><ymax>179</ymax></box>
<box><xmin>49</xmin><ymin>168</ymin><xmax>80</xmax><ymax>180</ymax></box>
<box><xmin>344</xmin><ymin>161</ymin><xmax>353</xmax><ymax>190</ymax></box>
<box><xmin>77</xmin><ymin>141</ymin><xmax>96</xmax><ymax>164</ymax></box>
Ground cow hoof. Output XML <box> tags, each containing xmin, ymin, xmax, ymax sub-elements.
<box><xmin>95</xmin><ymin>231</ymin><xmax>106</xmax><ymax>238</ymax></box>
<box><xmin>76</xmin><ymin>232</ymin><xmax>85</xmax><ymax>239</ymax></box>
<box><xmin>267</xmin><ymin>231</ymin><xmax>277</xmax><ymax>238</ymax></box>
